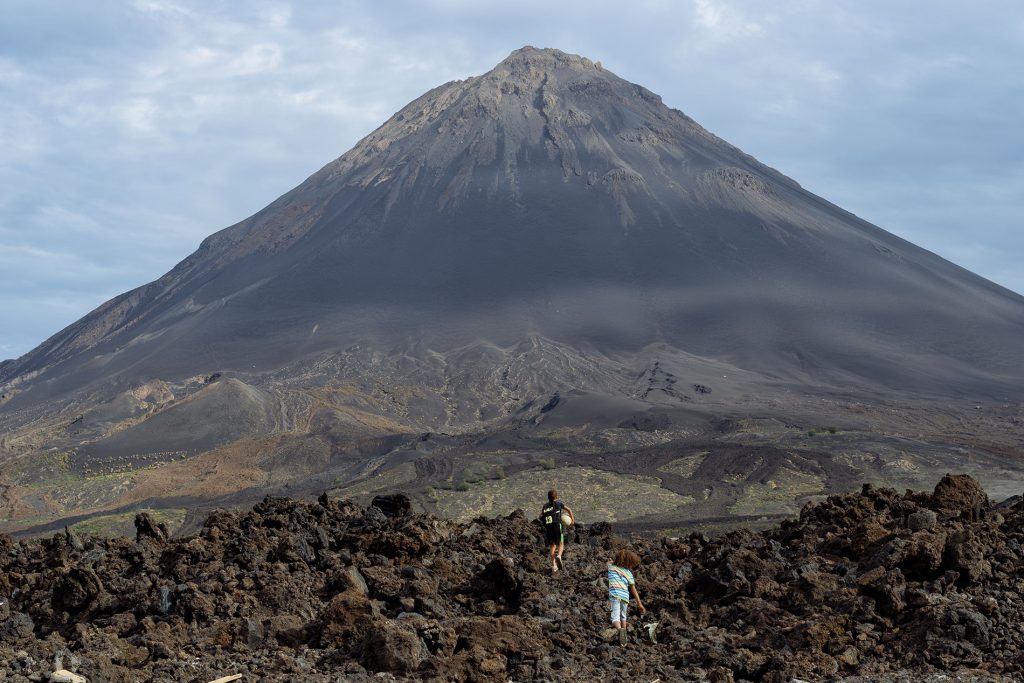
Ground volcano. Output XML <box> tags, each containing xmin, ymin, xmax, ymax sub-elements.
<box><xmin>2</xmin><ymin>47</ymin><xmax>1022</xmax><ymax>535</ymax></box>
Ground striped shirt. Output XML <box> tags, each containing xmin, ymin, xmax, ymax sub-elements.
<box><xmin>607</xmin><ymin>563</ymin><xmax>634</xmax><ymax>601</ymax></box>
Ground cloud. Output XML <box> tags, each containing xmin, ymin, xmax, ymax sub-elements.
<box><xmin>692</xmin><ymin>0</ymin><xmax>763</xmax><ymax>39</ymax></box>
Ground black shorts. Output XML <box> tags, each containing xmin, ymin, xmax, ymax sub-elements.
<box><xmin>545</xmin><ymin>525</ymin><xmax>564</xmax><ymax>545</ymax></box>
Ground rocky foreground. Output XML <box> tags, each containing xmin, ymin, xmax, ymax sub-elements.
<box><xmin>1</xmin><ymin>475</ymin><xmax>1022</xmax><ymax>682</ymax></box>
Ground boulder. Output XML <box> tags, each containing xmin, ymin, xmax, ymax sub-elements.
<box><xmin>134</xmin><ymin>512</ymin><xmax>170</xmax><ymax>542</ymax></box>
<box><xmin>907</xmin><ymin>509</ymin><xmax>937</xmax><ymax>531</ymax></box>
<box><xmin>319</xmin><ymin>589</ymin><xmax>373</xmax><ymax>649</ymax></box>
<box><xmin>364</xmin><ymin>618</ymin><xmax>429</xmax><ymax>673</ymax></box>
<box><xmin>931</xmin><ymin>474</ymin><xmax>988</xmax><ymax>521</ymax></box>
<box><xmin>370</xmin><ymin>494</ymin><xmax>412</xmax><ymax>518</ymax></box>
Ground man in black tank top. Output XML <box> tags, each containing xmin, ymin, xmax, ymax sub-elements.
<box><xmin>539</xmin><ymin>489</ymin><xmax>574</xmax><ymax>572</ymax></box>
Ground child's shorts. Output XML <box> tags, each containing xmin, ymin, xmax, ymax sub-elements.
<box><xmin>610</xmin><ymin>598</ymin><xmax>629</xmax><ymax>623</ymax></box>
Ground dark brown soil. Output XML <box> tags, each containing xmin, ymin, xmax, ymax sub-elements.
<box><xmin>2</xmin><ymin>476</ymin><xmax>1023</xmax><ymax>682</ymax></box>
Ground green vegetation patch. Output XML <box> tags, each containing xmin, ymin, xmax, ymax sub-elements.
<box><xmin>434</xmin><ymin>466</ymin><xmax>694</xmax><ymax>523</ymax></box>
<box><xmin>536</xmin><ymin>428</ymin><xmax>674</xmax><ymax>454</ymax></box>
<box><xmin>330</xmin><ymin>461</ymin><xmax>417</xmax><ymax>498</ymax></box>
<box><xmin>15</xmin><ymin>450</ymin><xmax>74</xmax><ymax>487</ymax></box>
<box><xmin>458</xmin><ymin>462</ymin><xmax>507</xmax><ymax>485</ymax></box>
<box><xmin>728</xmin><ymin>468</ymin><xmax>825</xmax><ymax>517</ymax></box>
<box><xmin>70</xmin><ymin>507</ymin><xmax>187</xmax><ymax>538</ymax></box>
<box><xmin>658</xmin><ymin>451</ymin><xmax>709</xmax><ymax>478</ymax></box>
<box><xmin>52</xmin><ymin>472</ymin><xmax>137</xmax><ymax>511</ymax></box>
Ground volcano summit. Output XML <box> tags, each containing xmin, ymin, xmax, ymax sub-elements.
<box><xmin>1</xmin><ymin>47</ymin><xmax>1022</xmax><ymax>536</ymax></box>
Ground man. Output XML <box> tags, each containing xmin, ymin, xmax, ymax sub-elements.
<box><xmin>539</xmin><ymin>489</ymin><xmax>574</xmax><ymax>572</ymax></box>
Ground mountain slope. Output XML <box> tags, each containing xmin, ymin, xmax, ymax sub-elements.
<box><xmin>1</xmin><ymin>47</ymin><xmax>1022</xmax><ymax>534</ymax></box>
<box><xmin>3</xmin><ymin>46</ymin><xmax>1022</xmax><ymax>404</ymax></box>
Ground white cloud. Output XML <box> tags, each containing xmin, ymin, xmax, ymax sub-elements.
<box><xmin>118</xmin><ymin>97</ymin><xmax>159</xmax><ymax>133</ymax></box>
<box><xmin>691</xmin><ymin>0</ymin><xmax>763</xmax><ymax>40</ymax></box>
<box><xmin>226</xmin><ymin>43</ymin><xmax>284</xmax><ymax>75</ymax></box>
<box><xmin>132</xmin><ymin>0</ymin><xmax>194</xmax><ymax>18</ymax></box>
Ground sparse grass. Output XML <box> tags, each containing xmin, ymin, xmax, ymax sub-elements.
<box><xmin>51</xmin><ymin>472</ymin><xmax>137</xmax><ymax>511</ymax></box>
<box><xmin>460</xmin><ymin>462</ymin><xmax>506</xmax><ymax>484</ymax></box>
<box><xmin>658</xmin><ymin>452</ymin><xmax>709</xmax><ymax>479</ymax></box>
<box><xmin>69</xmin><ymin>507</ymin><xmax>187</xmax><ymax>538</ymax></box>
<box><xmin>329</xmin><ymin>462</ymin><xmax>416</xmax><ymax>498</ymax></box>
<box><xmin>538</xmin><ymin>428</ymin><xmax>673</xmax><ymax>454</ymax></box>
<box><xmin>468</xmin><ymin>449</ymin><xmax>516</xmax><ymax>458</ymax></box>
<box><xmin>18</xmin><ymin>450</ymin><xmax>75</xmax><ymax>487</ymax></box>
<box><xmin>538</xmin><ymin>457</ymin><xmax>555</xmax><ymax>470</ymax></box>
<box><xmin>728</xmin><ymin>469</ymin><xmax>825</xmax><ymax>517</ymax></box>
<box><xmin>434</xmin><ymin>466</ymin><xmax>694</xmax><ymax>523</ymax></box>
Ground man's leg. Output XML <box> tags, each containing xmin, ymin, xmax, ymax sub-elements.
<box><xmin>549</xmin><ymin>543</ymin><xmax>558</xmax><ymax>571</ymax></box>
<box><xmin>556</xmin><ymin>537</ymin><xmax>564</xmax><ymax>568</ymax></box>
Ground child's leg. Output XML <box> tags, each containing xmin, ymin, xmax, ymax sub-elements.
<box><xmin>610</xmin><ymin>598</ymin><xmax>622</xmax><ymax>628</ymax></box>
<box><xmin>616</xmin><ymin>600</ymin><xmax>629</xmax><ymax>644</ymax></box>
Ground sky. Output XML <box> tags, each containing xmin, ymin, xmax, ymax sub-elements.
<box><xmin>1</xmin><ymin>0</ymin><xmax>1022</xmax><ymax>360</ymax></box>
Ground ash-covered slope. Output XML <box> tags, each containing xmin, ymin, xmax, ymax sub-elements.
<box><xmin>2</xmin><ymin>46</ymin><xmax>1023</xmax><ymax>410</ymax></box>
<box><xmin>1</xmin><ymin>476</ymin><xmax>1022</xmax><ymax>682</ymax></box>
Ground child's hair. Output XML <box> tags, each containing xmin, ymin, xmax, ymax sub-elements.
<box><xmin>613</xmin><ymin>549</ymin><xmax>641</xmax><ymax>570</ymax></box>
<box><xmin>548</xmin><ymin>489</ymin><xmax>558</xmax><ymax>502</ymax></box>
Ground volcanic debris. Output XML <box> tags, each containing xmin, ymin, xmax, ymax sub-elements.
<box><xmin>0</xmin><ymin>475</ymin><xmax>1022</xmax><ymax>681</ymax></box>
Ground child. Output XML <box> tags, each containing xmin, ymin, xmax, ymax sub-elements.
<box><xmin>539</xmin><ymin>489</ymin><xmax>574</xmax><ymax>572</ymax></box>
<box><xmin>607</xmin><ymin>549</ymin><xmax>645</xmax><ymax>644</ymax></box>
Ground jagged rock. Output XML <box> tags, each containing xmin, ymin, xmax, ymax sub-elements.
<box><xmin>908</xmin><ymin>510</ymin><xmax>938</xmax><ymax>531</ymax></box>
<box><xmin>1</xmin><ymin>613</ymin><xmax>34</xmax><ymax>642</ymax></box>
<box><xmin>341</xmin><ymin>567</ymin><xmax>369</xmax><ymax>596</ymax></box>
<box><xmin>318</xmin><ymin>590</ymin><xmax>372</xmax><ymax>649</ymax></box>
<box><xmin>361</xmin><ymin>506</ymin><xmax>389</xmax><ymax>527</ymax></box>
<box><xmin>857</xmin><ymin>566</ymin><xmax>907</xmax><ymax>615</ymax></box>
<box><xmin>236</xmin><ymin>617</ymin><xmax>264</xmax><ymax>649</ymax></box>
<box><xmin>134</xmin><ymin>513</ymin><xmax>169</xmax><ymax>542</ymax></box>
<box><xmin>63</xmin><ymin>527</ymin><xmax>84</xmax><ymax>552</ymax></box>
<box><xmin>266</xmin><ymin>613</ymin><xmax>307</xmax><ymax>647</ymax></box>
<box><xmin>364</xmin><ymin>619</ymin><xmax>428</xmax><ymax>673</ymax></box>
<box><xmin>370</xmin><ymin>494</ymin><xmax>412</xmax><ymax>518</ymax></box>
<box><xmin>932</xmin><ymin>474</ymin><xmax>989</xmax><ymax>521</ymax></box>
<box><xmin>52</xmin><ymin>568</ymin><xmax>103</xmax><ymax>614</ymax></box>
<box><xmin>361</xmin><ymin>566</ymin><xmax>403</xmax><ymax>600</ymax></box>
<box><xmin>944</xmin><ymin>529</ymin><xmax>992</xmax><ymax>584</ymax></box>
<box><xmin>0</xmin><ymin>475</ymin><xmax>1022</xmax><ymax>680</ymax></box>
